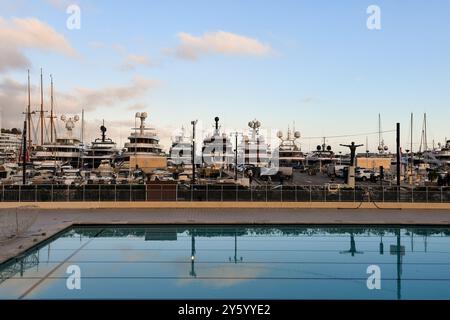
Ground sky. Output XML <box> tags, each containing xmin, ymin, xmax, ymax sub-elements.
<box><xmin>0</xmin><ymin>0</ymin><xmax>449</xmax><ymax>153</ymax></box>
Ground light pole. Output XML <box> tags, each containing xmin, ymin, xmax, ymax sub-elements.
<box><xmin>233</xmin><ymin>132</ymin><xmax>240</xmax><ymax>181</ymax></box>
<box><xmin>191</xmin><ymin>120</ymin><xmax>198</xmax><ymax>184</ymax></box>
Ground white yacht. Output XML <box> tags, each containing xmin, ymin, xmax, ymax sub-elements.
<box><xmin>239</xmin><ymin>119</ymin><xmax>270</xmax><ymax>168</ymax></box>
<box><xmin>32</xmin><ymin>115</ymin><xmax>83</xmax><ymax>168</ymax></box>
<box><xmin>434</xmin><ymin>140</ymin><xmax>450</xmax><ymax>167</ymax></box>
<box><xmin>274</xmin><ymin>127</ymin><xmax>305</xmax><ymax>168</ymax></box>
<box><xmin>168</xmin><ymin>126</ymin><xmax>192</xmax><ymax>166</ymax></box>
<box><xmin>122</xmin><ymin>112</ymin><xmax>167</xmax><ymax>174</ymax></box>
<box><xmin>82</xmin><ymin>122</ymin><xmax>119</xmax><ymax>169</ymax></box>
<box><xmin>201</xmin><ymin>117</ymin><xmax>234</xmax><ymax>170</ymax></box>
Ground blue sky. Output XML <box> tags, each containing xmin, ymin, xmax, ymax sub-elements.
<box><xmin>1</xmin><ymin>0</ymin><xmax>449</xmax><ymax>152</ymax></box>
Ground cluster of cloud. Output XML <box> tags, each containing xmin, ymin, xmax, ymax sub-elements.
<box><xmin>0</xmin><ymin>16</ymin><xmax>77</xmax><ymax>73</ymax></box>
<box><xmin>0</xmin><ymin>76</ymin><xmax>158</xmax><ymax>130</ymax></box>
<box><xmin>173</xmin><ymin>31</ymin><xmax>273</xmax><ymax>60</ymax></box>
<box><xmin>121</xmin><ymin>54</ymin><xmax>152</xmax><ymax>71</ymax></box>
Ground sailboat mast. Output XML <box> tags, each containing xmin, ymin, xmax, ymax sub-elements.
<box><xmin>424</xmin><ymin>113</ymin><xmax>428</xmax><ymax>151</ymax></box>
<box><xmin>81</xmin><ymin>109</ymin><xmax>84</xmax><ymax>144</ymax></box>
<box><xmin>410</xmin><ymin>113</ymin><xmax>413</xmax><ymax>177</ymax></box>
<box><xmin>50</xmin><ymin>74</ymin><xmax>54</xmax><ymax>143</ymax></box>
<box><xmin>40</xmin><ymin>68</ymin><xmax>44</xmax><ymax>146</ymax></box>
<box><xmin>378</xmin><ymin>113</ymin><xmax>381</xmax><ymax>148</ymax></box>
<box><xmin>27</xmin><ymin>70</ymin><xmax>32</xmax><ymax>147</ymax></box>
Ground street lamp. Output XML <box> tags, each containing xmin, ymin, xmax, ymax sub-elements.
<box><xmin>191</xmin><ymin>120</ymin><xmax>198</xmax><ymax>184</ymax></box>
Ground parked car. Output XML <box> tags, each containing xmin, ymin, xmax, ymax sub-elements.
<box><xmin>355</xmin><ymin>169</ymin><xmax>373</xmax><ymax>181</ymax></box>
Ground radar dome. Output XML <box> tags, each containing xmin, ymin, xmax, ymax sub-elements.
<box><xmin>135</xmin><ymin>112</ymin><xmax>141</xmax><ymax>118</ymax></box>
<box><xmin>74</xmin><ymin>115</ymin><xmax>80</xmax><ymax>121</ymax></box>
<box><xmin>60</xmin><ymin>115</ymin><xmax>66</xmax><ymax>121</ymax></box>
<box><xmin>277</xmin><ymin>131</ymin><xmax>283</xmax><ymax>138</ymax></box>
<box><xmin>141</xmin><ymin>112</ymin><xmax>147</xmax><ymax>118</ymax></box>
<box><xmin>294</xmin><ymin>131</ymin><xmax>301</xmax><ymax>138</ymax></box>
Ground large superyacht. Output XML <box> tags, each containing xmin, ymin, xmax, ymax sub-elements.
<box><xmin>122</xmin><ymin>112</ymin><xmax>167</xmax><ymax>174</ymax></box>
<box><xmin>82</xmin><ymin>121</ymin><xmax>119</xmax><ymax>169</ymax></box>
<box><xmin>32</xmin><ymin>115</ymin><xmax>83</xmax><ymax>168</ymax></box>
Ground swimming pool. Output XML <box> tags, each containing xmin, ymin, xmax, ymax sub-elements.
<box><xmin>1</xmin><ymin>225</ymin><xmax>449</xmax><ymax>300</ymax></box>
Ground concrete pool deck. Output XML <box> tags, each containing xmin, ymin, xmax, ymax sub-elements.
<box><xmin>1</xmin><ymin>202</ymin><xmax>450</xmax><ymax>264</ymax></box>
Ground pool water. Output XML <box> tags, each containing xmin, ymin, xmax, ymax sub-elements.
<box><xmin>0</xmin><ymin>225</ymin><xmax>449</xmax><ymax>300</ymax></box>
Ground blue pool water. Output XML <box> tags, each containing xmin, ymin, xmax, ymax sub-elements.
<box><xmin>0</xmin><ymin>225</ymin><xmax>449</xmax><ymax>300</ymax></box>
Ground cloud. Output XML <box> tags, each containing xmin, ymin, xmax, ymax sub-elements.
<box><xmin>173</xmin><ymin>31</ymin><xmax>273</xmax><ymax>60</ymax></box>
<box><xmin>0</xmin><ymin>76</ymin><xmax>158</xmax><ymax>133</ymax></box>
<box><xmin>45</xmin><ymin>0</ymin><xmax>73</xmax><ymax>10</ymax></box>
<box><xmin>120</xmin><ymin>54</ymin><xmax>152</xmax><ymax>71</ymax></box>
<box><xmin>0</xmin><ymin>17</ymin><xmax>78</xmax><ymax>73</ymax></box>
<box><xmin>74</xmin><ymin>76</ymin><xmax>158</xmax><ymax>107</ymax></box>
<box><xmin>126</xmin><ymin>102</ymin><xmax>148</xmax><ymax>111</ymax></box>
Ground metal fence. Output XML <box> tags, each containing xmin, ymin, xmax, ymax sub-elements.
<box><xmin>1</xmin><ymin>184</ymin><xmax>450</xmax><ymax>203</ymax></box>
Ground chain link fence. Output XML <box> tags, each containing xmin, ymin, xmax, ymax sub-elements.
<box><xmin>0</xmin><ymin>184</ymin><xmax>449</xmax><ymax>203</ymax></box>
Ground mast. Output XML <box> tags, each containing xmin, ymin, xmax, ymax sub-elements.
<box><xmin>81</xmin><ymin>109</ymin><xmax>84</xmax><ymax>144</ymax></box>
<box><xmin>410</xmin><ymin>113</ymin><xmax>413</xmax><ymax>182</ymax></box>
<box><xmin>40</xmin><ymin>68</ymin><xmax>44</xmax><ymax>146</ymax></box>
<box><xmin>424</xmin><ymin>113</ymin><xmax>428</xmax><ymax>151</ymax></box>
<box><xmin>378</xmin><ymin>113</ymin><xmax>381</xmax><ymax>148</ymax></box>
<box><xmin>27</xmin><ymin>70</ymin><xmax>32</xmax><ymax>147</ymax></box>
<box><xmin>50</xmin><ymin>74</ymin><xmax>54</xmax><ymax>143</ymax></box>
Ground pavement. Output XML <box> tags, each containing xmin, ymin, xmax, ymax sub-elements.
<box><xmin>1</xmin><ymin>206</ymin><xmax>450</xmax><ymax>265</ymax></box>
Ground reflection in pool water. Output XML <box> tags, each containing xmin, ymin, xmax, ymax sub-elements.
<box><xmin>0</xmin><ymin>225</ymin><xmax>449</xmax><ymax>299</ymax></box>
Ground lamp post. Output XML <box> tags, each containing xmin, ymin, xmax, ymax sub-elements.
<box><xmin>191</xmin><ymin>120</ymin><xmax>198</xmax><ymax>184</ymax></box>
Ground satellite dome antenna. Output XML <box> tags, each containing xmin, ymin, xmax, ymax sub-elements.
<box><xmin>100</xmin><ymin>120</ymin><xmax>107</xmax><ymax>142</ymax></box>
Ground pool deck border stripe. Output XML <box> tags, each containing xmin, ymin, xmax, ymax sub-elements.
<box><xmin>1</xmin><ymin>201</ymin><xmax>450</xmax><ymax>210</ymax></box>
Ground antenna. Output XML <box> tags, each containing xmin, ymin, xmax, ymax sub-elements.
<box><xmin>27</xmin><ymin>70</ymin><xmax>32</xmax><ymax>147</ymax></box>
<box><xmin>40</xmin><ymin>68</ymin><xmax>44</xmax><ymax>146</ymax></box>
<box><xmin>50</xmin><ymin>74</ymin><xmax>54</xmax><ymax>143</ymax></box>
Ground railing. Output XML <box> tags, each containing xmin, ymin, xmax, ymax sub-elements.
<box><xmin>1</xmin><ymin>184</ymin><xmax>450</xmax><ymax>203</ymax></box>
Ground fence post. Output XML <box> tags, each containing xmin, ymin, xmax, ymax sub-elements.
<box><xmin>221</xmin><ymin>185</ymin><xmax>223</xmax><ymax>202</ymax></box>
<box><xmin>115</xmin><ymin>184</ymin><xmax>117</xmax><ymax>202</ymax></box>
<box><xmin>191</xmin><ymin>184</ymin><xmax>193</xmax><ymax>202</ymax></box>
<box><xmin>353</xmin><ymin>187</ymin><xmax>356</xmax><ymax>203</ymax></box>
<box><xmin>35</xmin><ymin>185</ymin><xmax>37</xmax><ymax>202</ymax></box>
<box><xmin>266</xmin><ymin>184</ymin><xmax>268</xmax><ymax>202</ymax></box>
<box><xmin>82</xmin><ymin>185</ymin><xmax>85</xmax><ymax>202</ymax></box>
<box><xmin>251</xmin><ymin>185</ymin><xmax>253</xmax><ymax>202</ymax></box>
<box><xmin>382</xmin><ymin>187</ymin><xmax>384</xmax><ymax>203</ymax></box>
<box><xmin>441</xmin><ymin>187</ymin><xmax>443</xmax><ymax>203</ymax></box>
<box><xmin>236</xmin><ymin>184</ymin><xmax>238</xmax><ymax>202</ymax></box>
<box><xmin>338</xmin><ymin>186</ymin><xmax>341</xmax><ymax>202</ymax></box>
<box><xmin>175</xmin><ymin>184</ymin><xmax>178</xmax><ymax>202</ymax></box>
<box><xmin>280</xmin><ymin>185</ymin><xmax>283</xmax><ymax>202</ymax></box>
<box><xmin>206</xmin><ymin>183</ymin><xmax>208</xmax><ymax>202</ymax></box>
<box><xmin>411</xmin><ymin>187</ymin><xmax>414</xmax><ymax>203</ymax></box>
<box><xmin>309</xmin><ymin>185</ymin><xmax>312</xmax><ymax>202</ymax></box>
<box><xmin>426</xmin><ymin>187</ymin><xmax>428</xmax><ymax>203</ymax></box>
<box><xmin>99</xmin><ymin>184</ymin><xmax>101</xmax><ymax>202</ymax></box>
<box><xmin>67</xmin><ymin>184</ymin><xmax>70</xmax><ymax>202</ymax></box>
<box><xmin>18</xmin><ymin>185</ymin><xmax>21</xmax><ymax>202</ymax></box>
<box><xmin>295</xmin><ymin>185</ymin><xmax>298</xmax><ymax>202</ymax></box>
<box><xmin>324</xmin><ymin>185</ymin><xmax>327</xmax><ymax>202</ymax></box>
<box><xmin>397</xmin><ymin>186</ymin><xmax>400</xmax><ymax>203</ymax></box>
<box><xmin>2</xmin><ymin>184</ymin><xmax>4</xmax><ymax>202</ymax></box>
